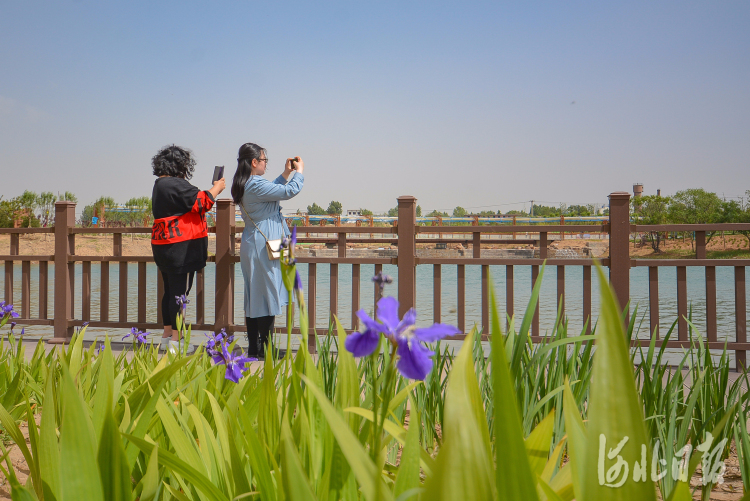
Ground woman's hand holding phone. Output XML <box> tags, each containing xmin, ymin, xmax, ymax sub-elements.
<box><xmin>209</xmin><ymin>178</ymin><xmax>226</xmax><ymax>199</ymax></box>
<box><xmin>286</xmin><ymin>156</ymin><xmax>304</xmax><ymax>174</ymax></box>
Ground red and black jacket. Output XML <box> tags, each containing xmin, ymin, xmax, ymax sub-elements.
<box><xmin>151</xmin><ymin>177</ymin><xmax>215</xmax><ymax>274</ymax></box>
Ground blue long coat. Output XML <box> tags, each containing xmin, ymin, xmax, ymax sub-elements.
<box><xmin>239</xmin><ymin>172</ymin><xmax>304</xmax><ymax>318</ymax></box>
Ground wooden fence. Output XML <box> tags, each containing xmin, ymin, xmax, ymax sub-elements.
<box><xmin>1</xmin><ymin>193</ymin><xmax>749</xmax><ymax>368</ymax></box>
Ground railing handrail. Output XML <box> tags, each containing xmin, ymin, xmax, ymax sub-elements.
<box><xmin>0</xmin><ymin>228</ymin><xmax>55</xmax><ymax>234</ymax></box>
<box><xmin>634</xmin><ymin>223</ymin><xmax>750</xmax><ymax>231</ymax></box>
<box><xmin>71</xmin><ymin>227</ymin><xmax>153</xmax><ymax>234</ymax></box>
<box><xmin>415</xmin><ymin>224</ymin><xmax>608</xmax><ymax>233</ymax></box>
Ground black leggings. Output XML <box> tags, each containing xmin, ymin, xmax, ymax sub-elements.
<box><xmin>161</xmin><ymin>271</ymin><xmax>194</xmax><ymax>330</ymax></box>
<box><xmin>245</xmin><ymin>316</ymin><xmax>275</xmax><ymax>357</ymax></box>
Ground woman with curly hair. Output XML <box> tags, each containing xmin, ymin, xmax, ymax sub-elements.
<box><xmin>151</xmin><ymin>145</ymin><xmax>225</xmax><ymax>353</ymax></box>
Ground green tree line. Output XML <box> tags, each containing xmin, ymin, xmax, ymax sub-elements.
<box><xmin>632</xmin><ymin>188</ymin><xmax>750</xmax><ymax>252</ymax></box>
<box><xmin>79</xmin><ymin>196</ymin><xmax>154</xmax><ymax>227</ymax></box>
<box><xmin>0</xmin><ymin>190</ymin><xmax>77</xmax><ymax>228</ymax></box>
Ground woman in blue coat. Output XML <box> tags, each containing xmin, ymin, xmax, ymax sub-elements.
<box><xmin>230</xmin><ymin>143</ymin><xmax>304</xmax><ymax>359</ymax></box>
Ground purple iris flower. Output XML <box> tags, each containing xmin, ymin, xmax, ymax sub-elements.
<box><xmin>10</xmin><ymin>322</ymin><xmax>16</xmax><ymax>331</ymax></box>
<box><xmin>281</xmin><ymin>226</ymin><xmax>298</xmax><ymax>261</ymax></box>
<box><xmin>345</xmin><ymin>311</ymin><xmax>382</xmax><ymax>358</ymax></box>
<box><xmin>0</xmin><ymin>302</ymin><xmax>19</xmax><ymax>319</ymax></box>
<box><xmin>372</xmin><ymin>272</ymin><xmax>393</xmax><ymax>290</ymax></box>
<box><xmin>211</xmin><ymin>340</ymin><xmax>256</xmax><ymax>383</ymax></box>
<box><xmin>294</xmin><ymin>270</ymin><xmax>303</xmax><ymax>292</ymax></box>
<box><xmin>123</xmin><ymin>327</ymin><xmax>150</xmax><ymax>345</ymax></box>
<box><xmin>217</xmin><ymin>327</ymin><xmax>234</xmax><ymax>344</ymax></box>
<box><xmin>346</xmin><ymin>296</ymin><xmax>460</xmax><ymax>380</ymax></box>
<box><xmin>175</xmin><ymin>295</ymin><xmax>189</xmax><ymax>314</ymax></box>
<box><xmin>205</xmin><ymin>328</ymin><xmax>234</xmax><ymax>356</ymax></box>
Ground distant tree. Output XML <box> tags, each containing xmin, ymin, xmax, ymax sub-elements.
<box><xmin>82</xmin><ymin>196</ymin><xmax>117</xmax><ymax>226</ymax></box>
<box><xmin>19</xmin><ymin>213</ymin><xmax>41</xmax><ymax>227</ymax></box>
<box><xmin>720</xmin><ymin>199</ymin><xmax>750</xmax><ymax>246</ymax></box>
<box><xmin>416</xmin><ymin>205</ymin><xmax>422</xmax><ymax>217</ymax></box>
<box><xmin>565</xmin><ymin>205</ymin><xmax>592</xmax><ymax>217</ymax></box>
<box><xmin>477</xmin><ymin>210</ymin><xmax>496</xmax><ymax>217</ymax></box>
<box><xmin>667</xmin><ymin>189</ymin><xmax>722</xmax><ymax>225</ymax></box>
<box><xmin>326</xmin><ymin>200</ymin><xmax>343</xmax><ymax>215</ymax></box>
<box><xmin>359</xmin><ymin>208</ymin><xmax>373</xmax><ymax>216</ymax></box>
<box><xmin>738</xmin><ymin>191</ymin><xmax>750</xmax><ymax>245</ymax></box>
<box><xmin>387</xmin><ymin>207</ymin><xmax>399</xmax><ymax>217</ymax></box>
<box><xmin>668</xmin><ymin>188</ymin><xmax>723</xmax><ymax>247</ymax></box>
<box><xmin>307</xmin><ymin>203</ymin><xmax>326</xmax><ymax>215</ymax></box>
<box><xmin>531</xmin><ymin>205</ymin><xmax>560</xmax><ymax>217</ymax></box>
<box><xmin>37</xmin><ymin>191</ymin><xmax>56</xmax><ymax>226</ymax></box>
<box><xmin>632</xmin><ymin>195</ymin><xmax>671</xmax><ymax>252</ymax></box>
<box><xmin>506</xmin><ymin>209</ymin><xmax>526</xmax><ymax>216</ymax></box>
<box><xmin>18</xmin><ymin>190</ymin><xmax>38</xmax><ymax>227</ymax></box>
<box><xmin>80</xmin><ymin>204</ymin><xmax>95</xmax><ymax>227</ymax></box>
<box><xmin>0</xmin><ymin>197</ymin><xmax>19</xmax><ymax>228</ymax></box>
<box><xmin>426</xmin><ymin>209</ymin><xmax>449</xmax><ymax>218</ymax></box>
<box><xmin>58</xmin><ymin>191</ymin><xmax>77</xmax><ymax>203</ymax></box>
<box><xmin>124</xmin><ymin>196</ymin><xmax>153</xmax><ymax>226</ymax></box>
<box><xmin>719</xmin><ymin>200</ymin><xmax>743</xmax><ymax>223</ymax></box>
<box><xmin>452</xmin><ymin>206</ymin><xmax>467</xmax><ymax>217</ymax></box>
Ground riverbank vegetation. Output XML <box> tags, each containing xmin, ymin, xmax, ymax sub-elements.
<box><xmin>0</xmin><ymin>265</ymin><xmax>748</xmax><ymax>500</ymax></box>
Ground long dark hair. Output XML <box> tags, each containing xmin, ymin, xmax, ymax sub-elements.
<box><xmin>231</xmin><ymin>143</ymin><xmax>266</xmax><ymax>204</ymax></box>
<box><xmin>152</xmin><ymin>145</ymin><xmax>196</xmax><ymax>179</ymax></box>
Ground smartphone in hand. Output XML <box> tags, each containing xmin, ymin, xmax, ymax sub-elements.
<box><xmin>212</xmin><ymin>166</ymin><xmax>224</xmax><ymax>183</ymax></box>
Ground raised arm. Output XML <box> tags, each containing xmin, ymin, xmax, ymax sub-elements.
<box><xmin>273</xmin><ymin>174</ymin><xmax>287</xmax><ymax>185</ymax></box>
<box><xmin>248</xmin><ymin>174</ymin><xmax>304</xmax><ymax>202</ymax></box>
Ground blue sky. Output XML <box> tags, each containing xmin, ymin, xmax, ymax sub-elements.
<box><xmin>1</xmin><ymin>1</ymin><xmax>748</xmax><ymax>214</ymax></box>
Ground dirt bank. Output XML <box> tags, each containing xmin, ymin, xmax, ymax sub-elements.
<box><xmin>2</xmin><ymin>233</ymin><xmax>748</xmax><ymax>260</ymax></box>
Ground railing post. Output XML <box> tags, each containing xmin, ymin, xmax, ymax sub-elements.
<box><xmin>4</xmin><ymin>235</ymin><xmax>18</xmax><ymax>304</ymax></box>
<box><xmin>215</xmin><ymin>199</ymin><xmax>235</xmax><ymax>333</ymax></box>
<box><xmin>608</xmin><ymin>192</ymin><xmax>631</xmax><ymax>320</ymax></box>
<box><xmin>51</xmin><ymin>201</ymin><xmax>75</xmax><ymax>343</ymax></box>
<box><xmin>397</xmin><ymin>196</ymin><xmax>417</xmax><ymax>318</ymax></box>
<box><xmin>695</xmin><ymin>231</ymin><xmax>706</xmax><ymax>259</ymax></box>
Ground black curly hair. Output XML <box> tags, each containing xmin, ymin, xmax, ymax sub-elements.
<box><xmin>151</xmin><ymin>145</ymin><xmax>196</xmax><ymax>180</ymax></box>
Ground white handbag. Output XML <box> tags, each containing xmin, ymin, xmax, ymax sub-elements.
<box><xmin>239</xmin><ymin>204</ymin><xmax>282</xmax><ymax>260</ymax></box>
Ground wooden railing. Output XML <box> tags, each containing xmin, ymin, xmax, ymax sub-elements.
<box><xmin>2</xmin><ymin>194</ymin><xmax>749</xmax><ymax>368</ymax></box>
<box><xmin>630</xmin><ymin>223</ymin><xmax>749</xmax><ymax>368</ymax></box>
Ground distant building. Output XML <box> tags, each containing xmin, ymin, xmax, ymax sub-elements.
<box><xmin>13</xmin><ymin>209</ymin><xmax>32</xmax><ymax>228</ymax></box>
<box><xmin>346</xmin><ymin>209</ymin><xmax>361</xmax><ymax>216</ymax></box>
